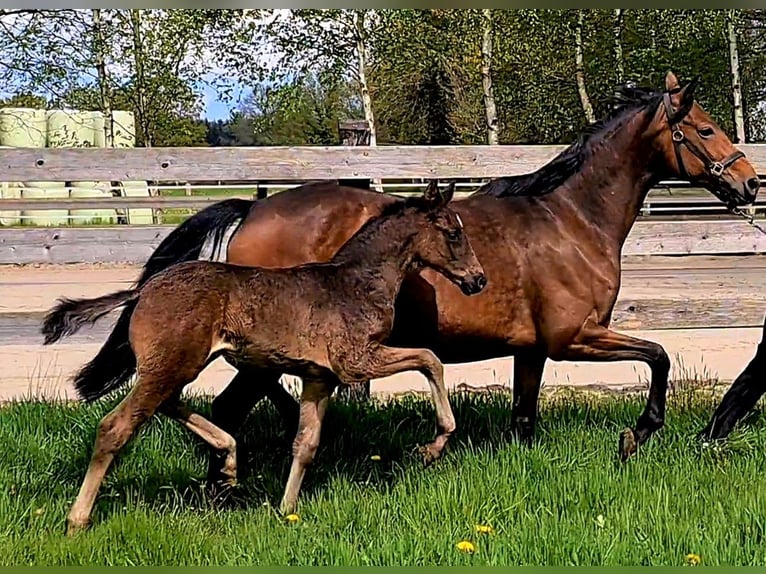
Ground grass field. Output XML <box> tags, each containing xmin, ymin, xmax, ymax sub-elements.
<box><xmin>1</xmin><ymin>387</ymin><xmax>765</xmax><ymax>566</ymax></box>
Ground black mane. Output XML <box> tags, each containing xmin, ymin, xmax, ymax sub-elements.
<box><xmin>475</xmin><ymin>85</ymin><xmax>665</xmax><ymax>198</ymax></box>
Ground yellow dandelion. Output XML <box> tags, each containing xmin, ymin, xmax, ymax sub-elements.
<box><xmin>456</xmin><ymin>540</ymin><xmax>476</xmax><ymax>554</ymax></box>
<box><xmin>475</xmin><ymin>524</ymin><xmax>493</xmax><ymax>534</ymax></box>
<box><xmin>685</xmin><ymin>553</ymin><xmax>701</xmax><ymax>566</ymax></box>
<box><xmin>370</xmin><ymin>455</ymin><xmax>382</xmax><ymax>461</ymax></box>
<box><xmin>285</xmin><ymin>513</ymin><xmax>300</xmax><ymax>524</ymax></box>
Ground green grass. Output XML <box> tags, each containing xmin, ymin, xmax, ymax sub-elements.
<box><xmin>1</xmin><ymin>387</ymin><xmax>766</xmax><ymax>566</ymax></box>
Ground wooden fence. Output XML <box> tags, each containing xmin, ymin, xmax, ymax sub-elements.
<box><xmin>2</xmin><ymin>144</ymin><xmax>766</xmax><ymax>265</ymax></box>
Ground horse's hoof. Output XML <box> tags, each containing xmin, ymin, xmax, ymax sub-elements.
<box><xmin>65</xmin><ymin>517</ymin><xmax>90</xmax><ymax>537</ymax></box>
<box><xmin>619</xmin><ymin>427</ymin><xmax>638</xmax><ymax>461</ymax></box>
<box><xmin>419</xmin><ymin>444</ymin><xmax>441</xmax><ymax>468</ymax></box>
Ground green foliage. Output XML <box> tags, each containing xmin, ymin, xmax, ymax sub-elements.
<box><xmin>244</xmin><ymin>73</ymin><xmax>362</xmax><ymax>146</ymax></box>
<box><xmin>0</xmin><ymin>92</ymin><xmax>47</xmax><ymax>109</ymax></box>
<box><xmin>3</xmin><ymin>9</ymin><xmax>766</xmax><ymax>146</ymax></box>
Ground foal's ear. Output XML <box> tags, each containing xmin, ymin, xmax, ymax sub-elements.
<box><xmin>423</xmin><ymin>179</ymin><xmax>454</xmax><ymax>208</ymax></box>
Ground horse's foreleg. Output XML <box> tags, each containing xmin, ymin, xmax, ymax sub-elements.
<box><xmin>363</xmin><ymin>345</ymin><xmax>455</xmax><ymax>466</ymax></box>
<box><xmin>279</xmin><ymin>377</ymin><xmax>335</xmax><ymax>515</ymax></box>
<box><xmin>553</xmin><ymin>323</ymin><xmax>670</xmax><ymax>461</ymax></box>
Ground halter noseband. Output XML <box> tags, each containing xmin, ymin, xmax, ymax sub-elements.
<box><xmin>662</xmin><ymin>89</ymin><xmax>744</xmax><ymax>182</ymax></box>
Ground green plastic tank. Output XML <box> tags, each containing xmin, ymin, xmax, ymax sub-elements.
<box><xmin>0</xmin><ymin>107</ymin><xmax>64</xmax><ymax>189</ymax></box>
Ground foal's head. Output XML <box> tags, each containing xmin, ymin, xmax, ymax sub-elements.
<box><xmin>648</xmin><ymin>71</ymin><xmax>759</xmax><ymax>206</ymax></box>
<box><xmin>408</xmin><ymin>180</ymin><xmax>487</xmax><ymax>296</ymax></box>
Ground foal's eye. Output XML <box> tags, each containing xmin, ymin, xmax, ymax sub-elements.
<box><xmin>447</xmin><ymin>229</ymin><xmax>461</xmax><ymax>241</ymax></box>
<box><xmin>698</xmin><ymin>126</ymin><xmax>715</xmax><ymax>138</ymax></box>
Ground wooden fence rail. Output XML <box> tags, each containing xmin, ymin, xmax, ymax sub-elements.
<box><xmin>2</xmin><ymin>143</ymin><xmax>766</xmax><ymax>182</ymax></box>
<box><xmin>3</xmin><ymin>192</ymin><xmax>766</xmax><ymax>213</ymax></box>
<box><xmin>2</xmin><ymin>219</ymin><xmax>766</xmax><ymax>265</ymax></box>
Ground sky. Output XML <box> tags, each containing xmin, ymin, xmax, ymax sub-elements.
<box><xmin>200</xmin><ymin>80</ymin><xmax>243</xmax><ymax>121</ymax></box>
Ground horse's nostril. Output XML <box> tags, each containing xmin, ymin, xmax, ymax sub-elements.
<box><xmin>747</xmin><ymin>177</ymin><xmax>761</xmax><ymax>192</ymax></box>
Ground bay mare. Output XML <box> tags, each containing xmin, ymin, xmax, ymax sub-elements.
<box><xmin>42</xmin><ymin>181</ymin><xmax>487</xmax><ymax>533</ymax></box>
<box><xmin>45</xmin><ymin>72</ymin><xmax>759</xmax><ymax>487</ymax></box>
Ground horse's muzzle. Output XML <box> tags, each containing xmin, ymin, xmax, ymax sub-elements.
<box><xmin>460</xmin><ymin>273</ymin><xmax>488</xmax><ymax>296</ymax></box>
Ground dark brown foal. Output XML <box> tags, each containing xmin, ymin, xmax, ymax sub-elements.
<box><xmin>42</xmin><ymin>180</ymin><xmax>486</xmax><ymax>534</ymax></box>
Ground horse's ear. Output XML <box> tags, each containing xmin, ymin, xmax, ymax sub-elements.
<box><xmin>679</xmin><ymin>75</ymin><xmax>699</xmax><ymax>106</ymax></box>
<box><xmin>423</xmin><ymin>178</ymin><xmax>450</xmax><ymax>208</ymax></box>
<box><xmin>664</xmin><ymin>70</ymin><xmax>681</xmax><ymax>92</ymax></box>
<box><xmin>424</xmin><ymin>179</ymin><xmax>440</xmax><ymax>204</ymax></box>
<box><xmin>441</xmin><ymin>180</ymin><xmax>456</xmax><ymax>204</ymax></box>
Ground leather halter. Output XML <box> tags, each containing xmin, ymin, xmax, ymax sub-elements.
<box><xmin>662</xmin><ymin>89</ymin><xmax>744</xmax><ymax>181</ymax></box>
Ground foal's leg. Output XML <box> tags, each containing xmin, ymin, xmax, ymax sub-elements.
<box><xmin>206</xmin><ymin>368</ymin><xmax>299</xmax><ymax>488</ymax></box>
<box><xmin>699</xmin><ymin>338</ymin><xmax>766</xmax><ymax>441</ymax></box>
<box><xmin>511</xmin><ymin>352</ymin><xmax>547</xmax><ymax>446</ymax></box>
<box><xmin>66</xmin><ymin>380</ymin><xmax>174</xmax><ymax>535</ymax></box>
<box><xmin>280</xmin><ymin>377</ymin><xmax>335</xmax><ymax>515</ymax></box>
<box><xmin>363</xmin><ymin>345</ymin><xmax>455</xmax><ymax>466</ymax></box>
<box><xmin>554</xmin><ymin>323</ymin><xmax>670</xmax><ymax>461</ymax></box>
<box><xmin>160</xmin><ymin>400</ymin><xmax>238</xmax><ymax>487</ymax></box>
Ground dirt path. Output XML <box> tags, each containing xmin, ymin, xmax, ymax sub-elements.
<box><xmin>1</xmin><ymin>258</ymin><xmax>764</xmax><ymax>402</ymax></box>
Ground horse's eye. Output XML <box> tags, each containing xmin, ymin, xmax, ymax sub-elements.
<box><xmin>448</xmin><ymin>230</ymin><xmax>461</xmax><ymax>241</ymax></box>
<box><xmin>698</xmin><ymin>126</ymin><xmax>714</xmax><ymax>138</ymax></box>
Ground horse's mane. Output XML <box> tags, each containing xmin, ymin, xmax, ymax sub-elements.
<box><xmin>475</xmin><ymin>85</ymin><xmax>665</xmax><ymax>198</ymax></box>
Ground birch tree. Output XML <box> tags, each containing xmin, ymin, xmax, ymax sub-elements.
<box><xmin>481</xmin><ymin>9</ymin><xmax>499</xmax><ymax>145</ymax></box>
<box><xmin>574</xmin><ymin>10</ymin><xmax>596</xmax><ymax>124</ymax></box>
<box><xmin>726</xmin><ymin>9</ymin><xmax>746</xmax><ymax>142</ymax></box>
<box><xmin>613</xmin><ymin>9</ymin><xmax>625</xmax><ymax>85</ymax></box>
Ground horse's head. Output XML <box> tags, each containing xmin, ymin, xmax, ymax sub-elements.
<box><xmin>649</xmin><ymin>71</ymin><xmax>759</xmax><ymax>207</ymax></box>
<box><xmin>410</xmin><ymin>180</ymin><xmax>487</xmax><ymax>296</ymax></box>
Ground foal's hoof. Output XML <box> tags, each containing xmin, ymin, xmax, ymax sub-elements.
<box><xmin>205</xmin><ymin>477</ymin><xmax>239</xmax><ymax>503</ymax></box>
<box><xmin>65</xmin><ymin>518</ymin><xmax>90</xmax><ymax>537</ymax></box>
<box><xmin>618</xmin><ymin>427</ymin><xmax>638</xmax><ymax>461</ymax></box>
<box><xmin>419</xmin><ymin>444</ymin><xmax>442</xmax><ymax>468</ymax></box>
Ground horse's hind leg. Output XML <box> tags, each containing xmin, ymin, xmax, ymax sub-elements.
<box><xmin>511</xmin><ymin>351</ymin><xmax>547</xmax><ymax>446</ymax></box>
<box><xmin>206</xmin><ymin>368</ymin><xmax>298</xmax><ymax>488</ymax></box>
<box><xmin>66</xmin><ymin>379</ymin><xmax>174</xmax><ymax>536</ymax></box>
<box><xmin>279</xmin><ymin>376</ymin><xmax>336</xmax><ymax>515</ymax></box>
<box><xmin>161</xmin><ymin>400</ymin><xmax>238</xmax><ymax>488</ymax></box>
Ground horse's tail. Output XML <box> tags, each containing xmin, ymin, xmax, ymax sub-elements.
<box><xmin>42</xmin><ymin>289</ymin><xmax>140</xmax><ymax>345</ymax></box>
<box><xmin>45</xmin><ymin>197</ymin><xmax>255</xmax><ymax>403</ymax></box>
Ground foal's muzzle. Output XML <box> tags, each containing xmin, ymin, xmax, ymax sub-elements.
<box><xmin>460</xmin><ymin>273</ymin><xmax>488</xmax><ymax>296</ymax></box>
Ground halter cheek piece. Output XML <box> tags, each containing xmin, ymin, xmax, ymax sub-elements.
<box><xmin>662</xmin><ymin>89</ymin><xmax>744</xmax><ymax>181</ymax></box>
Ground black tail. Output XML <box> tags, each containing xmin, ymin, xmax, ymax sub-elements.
<box><xmin>42</xmin><ymin>289</ymin><xmax>140</xmax><ymax>345</ymax></box>
<box><xmin>47</xmin><ymin>197</ymin><xmax>254</xmax><ymax>403</ymax></box>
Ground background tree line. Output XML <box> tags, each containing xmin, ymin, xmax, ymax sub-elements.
<box><xmin>2</xmin><ymin>9</ymin><xmax>766</xmax><ymax>148</ymax></box>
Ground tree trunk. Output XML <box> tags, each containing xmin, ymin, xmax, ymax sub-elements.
<box><xmin>353</xmin><ymin>10</ymin><xmax>377</xmax><ymax>148</ymax></box>
<box><xmin>353</xmin><ymin>10</ymin><xmax>381</xmax><ymax>194</ymax></box>
<box><xmin>129</xmin><ymin>9</ymin><xmax>151</xmax><ymax>147</ymax></box>
<box><xmin>481</xmin><ymin>9</ymin><xmax>499</xmax><ymax>145</ymax></box>
<box><xmin>613</xmin><ymin>9</ymin><xmax>624</xmax><ymax>85</ymax></box>
<box><xmin>91</xmin><ymin>9</ymin><xmax>114</xmax><ymax>147</ymax></box>
<box><xmin>726</xmin><ymin>9</ymin><xmax>746</xmax><ymax>143</ymax></box>
<box><xmin>574</xmin><ymin>10</ymin><xmax>596</xmax><ymax>124</ymax></box>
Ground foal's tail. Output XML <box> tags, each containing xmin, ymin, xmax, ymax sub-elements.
<box><xmin>42</xmin><ymin>289</ymin><xmax>140</xmax><ymax>346</ymax></box>
<box><xmin>41</xmin><ymin>198</ymin><xmax>255</xmax><ymax>402</ymax></box>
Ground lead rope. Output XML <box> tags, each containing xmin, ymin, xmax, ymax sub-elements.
<box><xmin>729</xmin><ymin>204</ymin><xmax>766</xmax><ymax>235</ymax></box>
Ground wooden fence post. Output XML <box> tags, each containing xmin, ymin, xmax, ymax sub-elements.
<box><xmin>335</xmin><ymin>118</ymin><xmax>373</xmax><ymax>403</ymax></box>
